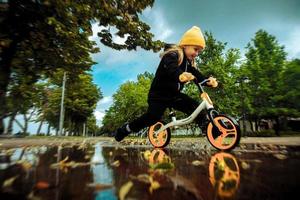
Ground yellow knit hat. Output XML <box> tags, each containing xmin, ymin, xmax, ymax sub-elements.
<box><xmin>178</xmin><ymin>26</ymin><xmax>206</xmax><ymax>49</ymax></box>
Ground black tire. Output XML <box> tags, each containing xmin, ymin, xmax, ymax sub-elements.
<box><xmin>206</xmin><ymin>114</ymin><xmax>241</xmax><ymax>151</ymax></box>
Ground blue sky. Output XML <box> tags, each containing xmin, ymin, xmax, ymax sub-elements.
<box><xmin>92</xmin><ymin>0</ymin><xmax>300</xmax><ymax>125</ymax></box>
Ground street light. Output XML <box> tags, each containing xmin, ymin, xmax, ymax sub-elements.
<box><xmin>58</xmin><ymin>72</ymin><xmax>66</xmax><ymax>136</ymax></box>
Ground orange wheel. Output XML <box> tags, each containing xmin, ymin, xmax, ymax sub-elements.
<box><xmin>149</xmin><ymin>149</ymin><xmax>170</xmax><ymax>165</ymax></box>
<box><xmin>209</xmin><ymin>152</ymin><xmax>240</xmax><ymax>198</ymax></box>
<box><xmin>148</xmin><ymin>122</ymin><xmax>171</xmax><ymax>148</ymax></box>
<box><xmin>207</xmin><ymin>115</ymin><xmax>241</xmax><ymax>151</ymax></box>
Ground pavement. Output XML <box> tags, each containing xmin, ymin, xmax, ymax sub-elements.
<box><xmin>0</xmin><ymin>136</ymin><xmax>300</xmax><ymax>149</ymax></box>
<box><xmin>241</xmin><ymin>136</ymin><xmax>300</xmax><ymax>146</ymax></box>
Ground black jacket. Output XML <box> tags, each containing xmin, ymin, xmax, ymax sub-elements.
<box><xmin>148</xmin><ymin>51</ymin><xmax>207</xmax><ymax>101</ymax></box>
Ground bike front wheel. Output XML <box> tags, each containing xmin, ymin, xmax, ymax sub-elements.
<box><xmin>148</xmin><ymin>122</ymin><xmax>171</xmax><ymax>148</ymax></box>
<box><xmin>206</xmin><ymin>115</ymin><xmax>241</xmax><ymax>151</ymax></box>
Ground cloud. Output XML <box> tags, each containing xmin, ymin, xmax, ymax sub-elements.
<box><xmin>142</xmin><ymin>7</ymin><xmax>174</xmax><ymax>41</ymax></box>
<box><xmin>99</xmin><ymin>96</ymin><xmax>113</xmax><ymax>105</ymax></box>
<box><xmin>94</xmin><ymin>110</ymin><xmax>105</xmax><ymax>121</ymax></box>
<box><xmin>94</xmin><ymin>96</ymin><xmax>114</xmax><ymax>126</ymax></box>
<box><xmin>283</xmin><ymin>27</ymin><xmax>300</xmax><ymax>59</ymax></box>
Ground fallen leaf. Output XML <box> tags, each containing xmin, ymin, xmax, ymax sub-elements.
<box><xmin>119</xmin><ymin>181</ymin><xmax>133</xmax><ymax>200</ymax></box>
<box><xmin>142</xmin><ymin>150</ymin><xmax>151</xmax><ymax>161</ymax></box>
<box><xmin>87</xmin><ymin>183</ymin><xmax>113</xmax><ymax>192</ymax></box>
<box><xmin>16</xmin><ymin>160</ymin><xmax>32</xmax><ymax>171</ymax></box>
<box><xmin>149</xmin><ymin>176</ymin><xmax>160</xmax><ymax>194</ymax></box>
<box><xmin>241</xmin><ymin>161</ymin><xmax>250</xmax><ymax>170</ymax></box>
<box><xmin>191</xmin><ymin>160</ymin><xmax>205</xmax><ymax>166</ymax></box>
<box><xmin>35</xmin><ymin>181</ymin><xmax>50</xmax><ymax>190</ymax></box>
<box><xmin>273</xmin><ymin>154</ymin><xmax>288</xmax><ymax>160</ymax></box>
<box><xmin>111</xmin><ymin>160</ymin><xmax>120</xmax><ymax>167</ymax></box>
<box><xmin>2</xmin><ymin>175</ymin><xmax>18</xmax><ymax>188</ymax></box>
<box><xmin>150</xmin><ymin>162</ymin><xmax>175</xmax><ymax>170</ymax></box>
<box><xmin>27</xmin><ymin>191</ymin><xmax>42</xmax><ymax>200</ymax></box>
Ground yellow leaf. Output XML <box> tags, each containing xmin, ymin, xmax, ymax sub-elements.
<box><xmin>191</xmin><ymin>160</ymin><xmax>205</xmax><ymax>166</ymax></box>
<box><xmin>273</xmin><ymin>154</ymin><xmax>287</xmax><ymax>160</ymax></box>
<box><xmin>149</xmin><ymin>181</ymin><xmax>160</xmax><ymax>194</ymax></box>
<box><xmin>111</xmin><ymin>160</ymin><xmax>120</xmax><ymax>167</ymax></box>
<box><xmin>17</xmin><ymin>160</ymin><xmax>32</xmax><ymax>171</ymax></box>
<box><xmin>142</xmin><ymin>150</ymin><xmax>151</xmax><ymax>161</ymax></box>
<box><xmin>119</xmin><ymin>181</ymin><xmax>133</xmax><ymax>200</ymax></box>
<box><xmin>2</xmin><ymin>176</ymin><xmax>18</xmax><ymax>188</ymax></box>
<box><xmin>241</xmin><ymin>161</ymin><xmax>250</xmax><ymax>170</ymax></box>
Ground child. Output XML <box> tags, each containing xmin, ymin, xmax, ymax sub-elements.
<box><xmin>114</xmin><ymin>26</ymin><xmax>218</xmax><ymax>142</ymax></box>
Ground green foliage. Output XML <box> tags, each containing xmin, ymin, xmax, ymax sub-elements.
<box><xmin>193</xmin><ymin>32</ymin><xmax>241</xmax><ymax>117</ymax></box>
<box><xmin>101</xmin><ymin>72</ymin><xmax>153</xmax><ymax>133</ymax></box>
<box><xmin>0</xmin><ymin>0</ymin><xmax>163</xmax><ymax>132</ymax></box>
<box><xmin>240</xmin><ymin>29</ymin><xmax>288</xmax><ymax>119</ymax></box>
<box><xmin>43</xmin><ymin>71</ymin><xmax>102</xmax><ymax>134</ymax></box>
<box><xmin>104</xmin><ymin>30</ymin><xmax>300</xmax><ymax>135</ymax></box>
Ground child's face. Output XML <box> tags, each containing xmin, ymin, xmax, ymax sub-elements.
<box><xmin>183</xmin><ymin>45</ymin><xmax>203</xmax><ymax>60</ymax></box>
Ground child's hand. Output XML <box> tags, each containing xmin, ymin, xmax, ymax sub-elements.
<box><xmin>207</xmin><ymin>77</ymin><xmax>218</xmax><ymax>87</ymax></box>
<box><xmin>179</xmin><ymin>72</ymin><xmax>195</xmax><ymax>82</ymax></box>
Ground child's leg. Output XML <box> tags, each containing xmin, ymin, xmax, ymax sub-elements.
<box><xmin>171</xmin><ymin>93</ymin><xmax>207</xmax><ymax>127</ymax></box>
<box><xmin>129</xmin><ymin>101</ymin><xmax>167</xmax><ymax>132</ymax></box>
<box><xmin>114</xmin><ymin>100</ymin><xmax>167</xmax><ymax>141</ymax></box>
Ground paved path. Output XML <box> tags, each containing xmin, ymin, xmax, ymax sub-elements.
<box><xmin>0</xmin><ymin>136</ymin><xmax>300</xmax><ymax>149</ymax></box>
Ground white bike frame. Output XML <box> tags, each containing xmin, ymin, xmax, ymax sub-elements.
<box><xmin>155</xmin><ymin>91</ymin><xmax>215</xmax><ymax>134</ymax></box>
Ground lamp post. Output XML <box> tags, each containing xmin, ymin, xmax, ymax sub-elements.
<box><xmin>58</xmin><ymin>72</ymin><xmax>66</xmax><ymax>136</ymax></box>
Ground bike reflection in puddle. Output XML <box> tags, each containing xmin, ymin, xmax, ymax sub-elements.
<box><xmin>117</xmin><ymin>148</ymin><xmax>240</xmax><ymax>200</ymax></box>
<box><xmin>209</xmin><ymin>152</ymin><xmax>240</xmax><ymax>199</ymax></box>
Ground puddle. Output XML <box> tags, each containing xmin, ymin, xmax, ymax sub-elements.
<box><xmin>0</xmin><ymin>143</ymin><xmax>299</xmax><ymax>199</ymax></box>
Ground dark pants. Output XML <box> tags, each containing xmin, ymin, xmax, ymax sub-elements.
<box><xmin>129</xmin><ymin>93</ymin><xmax>206</xmax><ymax>132</ymax></box>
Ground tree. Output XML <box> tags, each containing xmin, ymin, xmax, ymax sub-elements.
<box><xmin>0</xmin><ymin>0</ymin><xmax>163</xmax><ymax>133</ymax></box>
<box><xmin>240</xmin><ymin>30</ymin><xmax>287</xmax><ymax>134</ymax></box>
<box><xmin>43</xmin><ymin>70</ymin><xmax>102</xmax><ymax>136</ymax></box>
<box><xmin>280</xmin><ymin>59</ymin><xmax>300</xmax><ymax>116</ymax></box>
<box><xmin>191</xmin><ymin>32</ymin><xmax>241</xmax><ymax>117</ymax></box>
<box><xmin>101</xmin><ymin>72</ymin><xmax>153</xmax><ymax>134</ymax></box>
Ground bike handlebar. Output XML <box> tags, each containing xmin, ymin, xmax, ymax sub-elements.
<box><xmin>199</xmin><ymin>79</ymin><xmax>210</xmax><ymax>86</ymax></box>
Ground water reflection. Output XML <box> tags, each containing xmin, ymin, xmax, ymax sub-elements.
<box><xmin>91</xmin><ymin>143</ymin><xmax>116</xmax><ymax>200</ymax></box>
<box><xmin>209</xmin><ymin>152</ymin><xmax>240</xmax><ymax>199</ymax></box>
<box><xmin>104</xmin><ymin>147</ymin><xmax>240</xmax><ymax>200</ymax></box>
<box><xmin>0</xmin><ymin>144</ymin><xmax>299</xmax><ymax>200</ymax></box>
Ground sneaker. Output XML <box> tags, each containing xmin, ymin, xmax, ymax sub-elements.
<box><xmin>114</xmin><ymin>124</ymin><xmax>131</xmax><ymax>142</ymax></box>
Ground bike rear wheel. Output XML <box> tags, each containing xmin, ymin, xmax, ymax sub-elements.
<box><xmin>148</xmin><ymin>122</ymin><xmax>171</xmax><ymax>148</ymax></box>
<box><xmin>206</xmin><ymin>115</ymin><xmax>241</xmax><ymax>151</ymax></box>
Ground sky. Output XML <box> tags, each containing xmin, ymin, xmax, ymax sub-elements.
<box><xmin>92</xmin><ymin>0</ymin><xmax>300</xmax><ymax>126</ymax></box>
<box><xmin>9</xmin><ymin>0</ymin><xmax>299</xmax><ymax>134</ymax></box>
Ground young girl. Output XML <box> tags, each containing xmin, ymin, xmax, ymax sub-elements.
<box><xmin>114</xmin><ymin>26</ymin><xmax>218</xmax><ymax>142</ymax></box>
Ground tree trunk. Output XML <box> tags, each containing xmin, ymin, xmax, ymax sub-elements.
<box><xmin>0</xmin><ymin>118</ymin><xmax>5</xmax><ymax>135</ymax></box>
<box><xmin>6</xmin><ymin>112</ymin><xmax>17</xmax><ymax>134</ymax></box>
<box><xmin>46</xmin><ymin>124</ymin><xmax>51</xmax><ymax>136</ymax></box>
<box><xmin>36</xmin><ymin>120</ymin><xmax>44</xmax><ymax>135</ymax></box>
<box><xmin>255</xmin><ymin>118</ymin><xmax>259</xmax><ymax>132</ymax></box>
<box><xmin>274</xmin><ymin>117</ymin><xmax>280</xmax><ymax>136</ymax></box>
<box><xmin>0</xmin><ymin>39</ymin><xmax>18</xmax><ymax>123</ymax></box>
<box><xmin>23</xmin><ymin>114</ymin><xmax>28</xmax><ymax>135</ymax></box>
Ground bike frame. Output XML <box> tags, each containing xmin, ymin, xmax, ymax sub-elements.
<box><xmin>154</xmin><ymin>80</ymin><xmax>215</xmax><ymax>134</ymax></box>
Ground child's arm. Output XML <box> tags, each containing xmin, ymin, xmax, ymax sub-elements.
<box><xmin>163</xmin><ymin>52</ymin><xmax>185</xmax><ymax>81</ymax></box>
<box><xmin>189</xmin><ymin>67</ymin><xmax>218</xmax><ymax>87</ymax></box>
<box><xmin>189</xmin><ymin>67</ymin><xmax>208</xmax><ymax>84</ymax></box>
